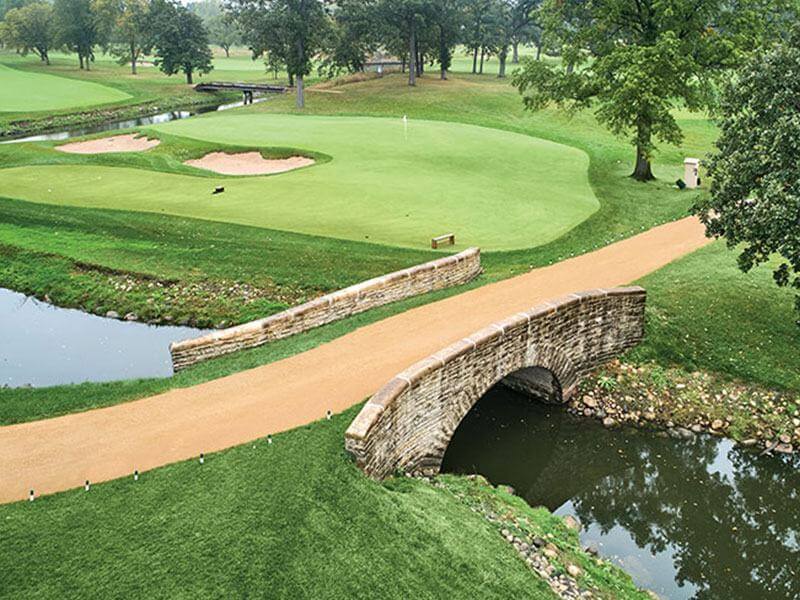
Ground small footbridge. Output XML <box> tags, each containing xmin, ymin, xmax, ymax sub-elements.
<box><xmin>345</xmin><ymin>287</ymin><xmax>646</xmax><ymax>479</ymax></box>
<box><xmin>194</xmin><ymin>82</ymin><xmax>288</xmax><ymax>104</ymax></box>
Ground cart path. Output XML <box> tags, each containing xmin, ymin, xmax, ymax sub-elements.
<box><xmin>0</xmin><ymin>217</ymin><xmax>710</xmax><ymax>503</ymax></box>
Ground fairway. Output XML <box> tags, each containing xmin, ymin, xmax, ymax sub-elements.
<box><xmin>0</xmin><ymin>63</ymin><xmax>130</xmax><ymax>112</ymax></box>
<box><xmin>1</xmin><ymin>114</ymin><xmax>598</xmax><ymax>250</ymax></box>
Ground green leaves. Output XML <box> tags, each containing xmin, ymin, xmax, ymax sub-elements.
<box><xmin>512</xmin><ymin>0</ymin><xmax>772</xmax><ymax>179</ymax></box>
<box><xmin>696</xmin><ymin>27</ymin><xmax>800</xmax><ymax>324</ymax></box>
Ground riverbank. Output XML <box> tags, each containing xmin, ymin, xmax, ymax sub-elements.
<box><xmin>0</xmin><ymin>94</ymin><xmax>230</xmax><ymax>140</ymax></box>
<box><xmin>573</xmin><ymin>360</ymin><xmax>800</xmax><ymax>454</ymax></box>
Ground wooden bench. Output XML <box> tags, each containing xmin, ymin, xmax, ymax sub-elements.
<box><xmin>431</xmin><ymin>233</ymin><xmax>455</xmax><ymax>249</ymax></box>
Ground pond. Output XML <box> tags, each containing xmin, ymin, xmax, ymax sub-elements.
<box><xmin>0</xmin><ymin>288</ymin><xmax>207</xmax><ymax>388</ymax></box>
<box><xmin>442</xmin><ymin>384</ymin><xmax>800</xmax><ymax>600</ymax></box>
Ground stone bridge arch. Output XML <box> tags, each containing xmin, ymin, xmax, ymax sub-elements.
<box><xmin>345</xmin><ymin>287</ymin><xmax>646</xmax><ymax>479</ymax></box>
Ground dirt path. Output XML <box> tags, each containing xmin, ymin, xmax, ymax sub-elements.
<box><xmin>0</xmin><ymin>217</ymin><xmax>710</xmax><ymax>503</ymax></box>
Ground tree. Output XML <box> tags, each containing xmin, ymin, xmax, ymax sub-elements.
<box><xmin>377</xmin><ymin>0</ymin><xmax>430</xmax><ymax>86</ymax></box>
<box><xmin>693</xmin><ymin>28</ymin><xmax>800</xmax><ymax>324</ymax></box>
<box><xmin>207</xmin><ymin>13</ymin><xmax>239</xmax><ymax>57</ymax></box>
<box><xmin>54</xmin><ymin>0</ymin><xmax>100</xmax><ymax>69</ymax></box>
<box><xmin>512</xmin><ymin>0</ymin><xmax>765</xmax><ymax>181</ymax></box>
<box><xmin>489</xmin><ymin>0</ymin><xmax>515</xmax><ymax>78</ymax></box>
<box><xmin>0</xmin><ymin>2</ymin><xmax>56</xmax><ymax>64</ymax></box>
<box><xmin>509</xmin><ymin>0</ymin><xmax>537</xmax><ymax>63</ymax></box>
<box><xmin>464</xmin><ymin>0</ymin><xmax>491</xmax><ymax>74</ymax></box>
<box><xmin>150</xmin><ymin>0</ymin><xmax>213</xmax><ymax>84</ymax></box>
<box><xmin>230</xmin><ymin>0</ymin><xmax>329</xmax><ymax>107</ymax></box>
<box><xmin>322</xmin><ymin>0</ymin><xmax>380</xmax><ymax>76</ymax></box>
<box><xmin>92</xmin><ymin>0</ymin><xmax>151</xmax><ymax>73</ymax></box>
<box><xmin>429</xmin><ymin>0</ymin><xmax>463</xmax><ymax>80</ymax></box>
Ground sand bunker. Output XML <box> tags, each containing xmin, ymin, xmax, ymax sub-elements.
<box><xmin>185</xmin><ymin>151</ymin><xmax>315</xmax><ymax>175</ymax></box>
<box><xmin>56</xmin><ymin>134</ymin><xmax>160</xmax><ymax>154</ymax></box>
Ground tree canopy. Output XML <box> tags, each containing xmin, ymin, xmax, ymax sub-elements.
<box><xmin>693</xmin><ymin>27</ymin><xmax>800</xmax><ymax>324</ymax></box>
<box><xmin>0</xmin><ymin>2</ymin><xmax>56</xmax><ymax>64</ymax></box>
<box><xmin>150</xmin><ymin>0</ymin><xmax>213</xmax><ymax>83</ymax></box>
<box><xmin>512</xmin><ymin>0</ymin><xmax>776</xmax><ymax>181</ymax></box>
<box><xmin>54</xmin><ymin>0</ymin><xmax>100</xmax><ymax>69</ymax></box>
<box><xmin>229</xmin><ymin>0</ymin><xmax>328</xmax><ymax>107</ymax></box>
<box><xmin>92</xmin><ymin>0</ymin><xmax>152</xmax><ymax>73</ymax></box>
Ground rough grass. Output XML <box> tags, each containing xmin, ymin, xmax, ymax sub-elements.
<box><xmin>0</xmin><ymin>114</ymin><xmax>599</xmax><ymax>250</ymax></box>
<box><xmin>631</xmin><ymin>241</ymin><xmax>800</xmax><ymax>392</ymax></box>
<box><xmin>0</xmin><ymin>404</ymin><xmax>644</xmax><ymax>599</ymax></box>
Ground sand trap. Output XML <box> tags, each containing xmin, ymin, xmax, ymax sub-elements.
<box><xmin>56</xmin><ymin>134</ymin><xmax>160</xmax><ymax>154</ymax></box>
<box><xmin>185</xmin><ymin>151</ymin><xmax>314</xmax><ymax>175</ymax></box>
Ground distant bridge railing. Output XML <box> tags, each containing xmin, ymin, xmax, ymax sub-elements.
<box><xmin>194</xmin><ymin>82</ymin><xmax>288</xmax><ymax>93</ymax></box>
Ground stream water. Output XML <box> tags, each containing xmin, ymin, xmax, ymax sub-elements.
<box><xmin>442</xmin><ymin>384</ymin><xmax>800</xmax><ymax>600</ymax></box>
<box><xmin>0</xmin><ymin>288</ymin><xmax>207</xmax><ymax>387</ymax></box>
<box><xmin>1</xmin><ymin>95</ymin><xmax>273</xmax><ymax>144</ymax></box>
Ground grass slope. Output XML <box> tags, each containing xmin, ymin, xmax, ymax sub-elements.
<box><xmin>0</xmin><ymin>114</ymin><xmax>599</xmax><ymax>250</ymax></box>
<box><xmin>0</xmin><ymin>405</ymin><xmax>645</xmax><ymax>599</ymax></box>
<box><xmin>0</xmin><ymin>196</ymin><xmax>433</xmax><ymax>327</ymax></box>
<box><xmin>0</xmin><ymin>63</ymin><xmax>130</xmax><ymax>112</ymax></box>
<box><xmin>632</xmin><ymin>241</ymin><xmax>800</xmax><ymax>392</ymax></box>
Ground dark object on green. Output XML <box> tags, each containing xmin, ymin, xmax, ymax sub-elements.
<box><xmin>676</xmin><ymin>179</ymin><xmax>686</xmax><ymax>190</ymax></box>
<box><xmin>213</xmin><ymin>186</ymin><xmax>224</xmax><ymax>195</ymax></box>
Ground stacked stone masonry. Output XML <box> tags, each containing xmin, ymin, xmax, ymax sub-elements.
<box><xmin>345</xmin><ymin>287</ymin><xmax>646</xmax><ymax>479</ymax></box>
<box><xmin>170</xmin><ymin>247</ymin><xmax>482</xmax><ymax>370</ymax></box>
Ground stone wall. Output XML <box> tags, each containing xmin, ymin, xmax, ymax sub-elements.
<box><xmin>344</xmin><ymin>287</ymin><xmax>646</xmax><ymax>479</ymax></box>
<box><xmin>170</xmin><ymin>247</ymin><xmax>482</xmax><ymax>370</ymax></box>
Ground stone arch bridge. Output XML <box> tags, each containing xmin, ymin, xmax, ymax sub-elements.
<box><xmin>345</xmin><ymin>287</ymin><xmax>646</xmax><ymax>479</ymax></box>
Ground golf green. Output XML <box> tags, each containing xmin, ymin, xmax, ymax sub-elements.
<box><xmin>0</xmin><ymin>63</ymin><xmax>130</xmax><ymax>112</ymax></box>
<box><xmin>0</xmin><ymin>114</ymin><xmax>598</xmax><ymax>250</ymax></box>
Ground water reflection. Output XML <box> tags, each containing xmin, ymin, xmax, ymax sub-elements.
<box><xmin>0</xmin><ymin>288</ymin><xmax>208</xmax><ymax>387</ymax></box>
<box><xmin>441</xmin><ymin>384</ymin><xmax>800</xmax><ymax>599</ymax></box>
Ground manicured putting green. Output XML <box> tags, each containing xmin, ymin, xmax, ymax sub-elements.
<box><xmin>0</xmin><ymin>114</ymin><xmax>598</xmax><ymax>250</ymax></box>
<box><xmin>0</xmin><ymin>63</ymin><xmax>130</xmax><ymax>112</ymax></box>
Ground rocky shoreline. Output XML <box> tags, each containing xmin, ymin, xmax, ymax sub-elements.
<box><xmin>571</xmin><ymin>360</ymin><xmax>800</xmax><ymax>455</ymax></box>
<box><xmin>426</xmin><ymin>474</ymin><xmax>654</xmax><ymax>599</ymax></box>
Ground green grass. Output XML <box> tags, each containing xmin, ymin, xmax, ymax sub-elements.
<box><xmin>0</xmin><ymin>52</ymin><xmax>236</xmax><ymax>137</ymax></box>
<box><xmin>0</xmin><ymin>113</ymin><xmax>598</xmax><ymax>250</ymax></box>
<box><xmin>0</xmin><ymin>404</ymin><xmax>645</xmax><ymax>599</ymax></box>
<box><xmin>631</xmin><ymin>241</ymin><xmax>800</xmax><ymax>392</ymax></box>
<box><xmin>0</xmin><ymin>196</ymin><xmax>434</xmax><ymax>328</ymax></box>
<box><xmin>0</xmin><ymin>63</ymin><xmax>130</xmax><ymax>112</ymax></box>
<box><xmin>0</xmin><ymin>71</ymin><xmax>722</xmax><ymax>423</ymax></box>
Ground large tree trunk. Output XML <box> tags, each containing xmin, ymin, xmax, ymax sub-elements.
<box><xmin>512</xmin><ymin>41</ymin><xmax>519</xmax><ymax>63</ymax></box>
<box><xmin>498</xmin><ymin>51</ymin><xmax>507</xmax><ymax>78</ymax></box>
<box><xmin>223</xmin><ymin>46</ymin><xmax>230</xmax><ymax>58</ymax></box>
<box><xmin>130</xmin><ymin>43</ymin><xmax>137</xmax><ymax>75</ymax></box>
<box><xmin>408</xmin><ymin>21</ymin><xmax>416</xmax><ymax>86</ymax></box>
<box><xmin>632</xmin><ymin>148</ymin><xmax>654</xmax><ymax>181</ymax></box>
<box><xmin>296</xmin><ymin>74</ymin><xmax>305</xmax><ymax>108</ymax></box>
<box><xmin>472</xmin><ymin>47</ymin><xmax>478</xmax><ymax>73</ymax></box>
<box><xmin>185</xmin><ymin>69</ymin><xmax>193</xmax><ymax>84</ymax></box>
<box><xmin>79</xmin><ymin>54</ymin><xmax>84</xmax><ymax>69</ymax></box>
<box><xmin>536</xmin><ymin>38</ymin><xmax>543</xmax><ymax>60</ymax></box>
<box><xmin>479</xmin><ymin>47</ymin><xmax>485</xmax><ymax>74</ymax></box>
<box><xmin>632</xmin><ymin>120</ymin><xmax>655</xmax><ymax>181</ymax></box>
